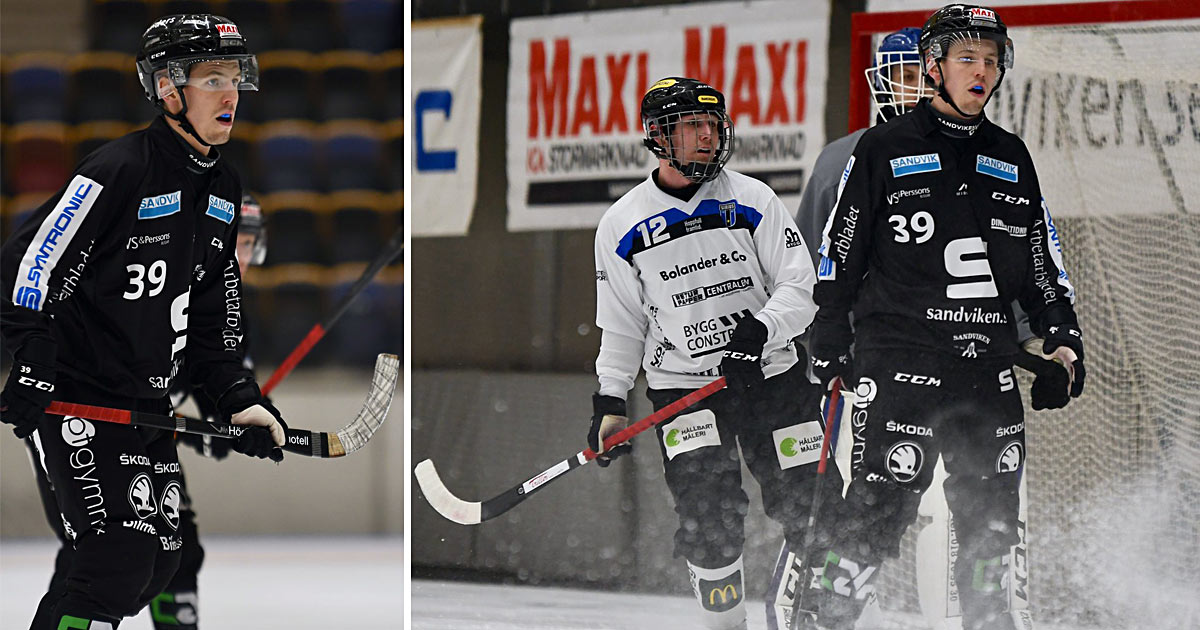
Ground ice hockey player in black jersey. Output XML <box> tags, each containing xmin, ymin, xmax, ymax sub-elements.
<box><xmin>803</xmin><ymin>5</ymin><xmax>1086</xmax><ymax>630</ymax></box>
<box><xmin>20</xmin><ymin>194</ymin><xmax>269</xmax><ymax>630</ymax></box>
<box><xmin>1</xmin><ymin>15</ymin><xmax>286</xmax><ymax>630</ymax></box>
<box><xmin>589</xmin><ymin>76</ymin><xmax>844</xmax><ymax>630</ymax></box>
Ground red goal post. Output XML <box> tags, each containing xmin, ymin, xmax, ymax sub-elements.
<box><xmin>847</xmin><ymin>0</ymin><xmax>1200</xmax><ymax>134</ymax></box>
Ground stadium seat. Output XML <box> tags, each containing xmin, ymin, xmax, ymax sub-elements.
<box><xmin>256</xmin><ymin>51</ymin><xmax>318</xmax><ymax>121</ymax></box>
<box><xmin>279</xmin><ymin>0</ymin><xmax>342</xmax><ymax>52</ymax></box>
<box><xmin>251</xmin><ymin>265</ymin><xmax>329</xmax><ymax>364</ymax></box>
<box><xmin>323</xmin><ymin>120</ymin><xmax>385</xmax><ymax>191</ymax></box>
<box><xmin>3</xmin><ymin>193</ymin><xmax>53</xmax><ymax>237</ymax></box>
<box><xmin>8</xmin><ymin>122</ymin><xmax>72</xmax><ymax>195</ymax></box>
<box><xmin>90</xmin><ymin>0</ymin><xmax>152</xmax><ymax>52</ymax></box>
<box><xmin>221</xmin><ymin>0</ymin><xmax>277</xmax><ymax>53</ymax></box>
<box><xmin>317</xmin><ymin>51</ymin><xmax>380</xmax><ymax>120</ymax></box>
<box><xmin>328</xmin><ymin>190</ymin><xmax>391</xmax><ymax>264</ymax></box>
<box><xmin>221</xmin><ymin>122</ymin><xmax>257</xmax><ymax>180</ymax></box>
<box><xmin>260</xmin><ymin>191</ymin><xmax>326</xmax><ymax>265</ymax></box>
<box><xmin>73</xmin><ymin>121</ymin><xmax>135</xmax><ymax>163</ymax></box>
<box><xmin>339</xmin><ymin>0</ymin><xmax>401</xmax><ymax>54</ymax></box>
<box><xmin>255</xmin><ymin>121</ymin><xmax>320</xmax><ymax>192</ymax></box>
<box><xmin>384</xmin><ymin>119</ymin><xmax>404</xmax><ymax>192</ymax></box>
<box><xmin>69</xmin><ymin>52</ymin><xmax>138</xmax><ymax>123</ymax></box>
<box><xmin>381</xmin><ymin>50</ymin><xmax>403</xmax><ymax>121</ymax></box>
<box><xmin>325</xmin><ymin>272</ymin><xmax>388</xmax><ymax>365</ymax></box>
<box><xmin>161</xmin><ymin>0</ymin><xmax>213</xmax><ymax>18</ymax></box>
<box><xmin>4</xmin><ymin>53</ymin><xmax>69</xmax><ymax>123</ymax></box>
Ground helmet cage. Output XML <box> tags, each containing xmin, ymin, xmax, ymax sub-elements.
<box><xmin>643</xmin><ymin>107</ymin><xmax>734</xmax><ymax>184</ymax></box>
<box><xmin>865</xmin><ymin>49</ymin><xmax>929</xmax><ymax>122</ymax></box>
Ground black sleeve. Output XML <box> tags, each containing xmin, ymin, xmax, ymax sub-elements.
<box><xmin>1</xmin><ymin>156</ymin><xmax>134</xmax><ymax>363</ymax></box>
<box><xmin>1015</xmin><ymin>154</ymin><xmax>1080</xmax><ymax>337</ymax></box>
<box><xmin>810</xmin><ymin>136</ymin><xmax>877</xmax><ymax>356</ymax></box>
<box><xmin>184</xmin><ymin>179</ymin><xmax>258</xmax><ymax>411</ymax></box>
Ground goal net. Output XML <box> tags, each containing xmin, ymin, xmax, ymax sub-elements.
<box><xmin>848</xmin><ymin>2</ymin><xmax>1200</xmax><ymax>627</ymax></box>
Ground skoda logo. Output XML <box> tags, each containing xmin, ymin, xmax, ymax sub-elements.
<box><xmin>128</xmin><ymin>473</ymin><xmax>157</xmax><ymax>519</ymax></box>
<box><xmin>886</xmin><ymin>441</ymin><xmax>923</xmax><ymax>483</ymax></box>
<box><xmin>997</xmin><ymin>441</ymin><xmax>1024</xmax><ymax>473</ymax></box>
<box><xmin>160</xmin><ymin>481</ymin><xmax>183</xmax><ymax>531</ymax></box>
<box><xmin>61</xmin><ymin>417</ymin><xmax>96</xmax><ymax>448</ymax></box>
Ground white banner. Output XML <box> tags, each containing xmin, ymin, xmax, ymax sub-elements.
<box><xmin>411</xmin><ymin>16</ymin><xmax>482</xmax><ymax>237</ymax></box>
<box><xmin>506</xmin><ymin>0</ymin><xmax>829</xmax><ymax>231</ymax></box>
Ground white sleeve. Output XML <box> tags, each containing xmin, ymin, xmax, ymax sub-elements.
<box><xmin>594</xmin><ymin>213</ymin><xmax>648</xmax><ymax>397</ymax></box>
<box><xmin>596</xmin><ymin>329</ymin><xmax>643</xmax><ymax>399</ymax></box>
<box><xmin>752</xmin><ymin>193</ymin><xmax>818</xmax><ymax>348</ymax></box>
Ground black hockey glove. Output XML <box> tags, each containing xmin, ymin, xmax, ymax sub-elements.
<box><xmin>230</xmin><ymin>401</ymin><xmax>287</xmax><ymax>461</ymax></box>
<box><xmin>0</xmin><ymin>339</ymin><xmax>57</xmax><ymax>439</ymax></box>
<box><xmin>220</xmin><ymin>382</ymin><xmax>286</xmax><ymax>461</ymax></box>
<box><xmin>720</xmin><ymin>317</ymin><xmax>768</xmax><ymax>392</ymax></box>
<box><xmin>810</xmin><ymin>349</ymin><xmax>852</xmax><ymax>393</ymax></box>
<box><xmin>588</xmin><ymin>394</ymin><xmax>631</xmax><ymax>468</ymax></box>
<box><xmin>1016</xmin><ymin>344</ymin><xmax>1071</xmax><ymax>411</ymax></box>
<box><xmin>1043</xmin><ymin>323</ymin><xmax>1085</xmax><ymax>398</ymax></box>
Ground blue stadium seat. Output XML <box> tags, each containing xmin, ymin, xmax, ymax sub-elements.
<box><xmin>221</xmin><ymin>0</ymin><xmax>277</xmax><ymax>53</ymax></box>
<box><xmin>221</xmin><ymin>123</ymin><xmax>257</xmax><ymax>180</ymax></box>
<box><xmin>5</xmin><ymin>54</ymin><xmax>68</xmax><ymax>123</ymax></box>
<box><xmin>325</xmin><ymin>275</ymin><xmax>388</xmax><ymax>365</ymax></box>
<box><xmin>323</xmin><ymin>121</ymin><xmax>385</xmax><ymax>191</ymax></box>
<box><xmin>255</xmin><ymin>121</ymin><xmax>319</xmax><ymax>192</ymax></box>
<box><xmin>382</xmin><ymin>50</ymin><xmax>403</xmax><ymax>121</ymax></box>
<box><xmin>260</xmin><ymin>192</ymin><xmax>326</xmax><ymax>265</ymax></box>
<box><xmin>280</xmin><ymin>0</ymin><xmax>342</xmax><ymax>52</ymax></box>
<box><xmin>4</xmin><ymin>193</ymin><xmax>52</xmax><ymax>238</ymax></box>
<box><xmin>328</xmin><ymin>190</ymin><xmax>390</xmax><ymax>264</ymax></box>
<box><xmin>258</xmin><ymin>266</ymin><xmax>329</xmax><ymax>364</ymax></box>
<box><xmin>317</xmin><ymin>51</ymin><xmax>380</xmax><ymax>121</ymax></box>
<box><xmin>69</xmin><ymin>53</ymin><xmax>138</xmax><ymax>123</ymax></box>
<box><xmin>256</xmin><ymin>51</ymin><xmax>318</xmax><ymax>121</ymax></box>
<box><xmin>73</xmin><ymin>121</ymin><xmax>135</xmax><ymax>163</ymax></box>
<box><xmin>90</xmin><ymin>0</ymin><xmax>152</xmax><ymax>52</ymax></box>
<box><xmin>339</xmin><ymin>0</ymin><xmax>401</xmax><ymax>54</ymax></box>
<box><xmin>384</xmin><ymin>120</ymin><xmax>403</xmax><ymax>192</ymax></box>
<box><xmin>8</xmin><ymin>122</ymin><xmax>72</xmax><ymax>195</ymax></box>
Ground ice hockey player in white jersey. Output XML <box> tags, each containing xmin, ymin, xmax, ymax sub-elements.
<box><xmin>589</xmin><ymin>76</ymin><xmax>846</xmax><ymax>630</ymax></box>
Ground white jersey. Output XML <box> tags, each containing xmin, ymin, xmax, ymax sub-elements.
<box><xmin>595</xmin><ymin>169</ymin><xmax>818</xmax><ymax>394</ymax></box>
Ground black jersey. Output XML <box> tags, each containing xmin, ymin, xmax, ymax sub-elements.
<box><xmin>812</xmin><ymin>99</ymin><xmax>1078</xmax><ymax>360</ymax></box>
<box><xmin>2</xmin><ymin>117</ymin><xmax>254</xmax><ymax>403</ymax></box>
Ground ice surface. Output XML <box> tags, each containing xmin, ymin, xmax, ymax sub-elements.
<box><xmin>1</xmin><ymin>536</ymin><xmax>402</xmax><ymax>629</ymax></box>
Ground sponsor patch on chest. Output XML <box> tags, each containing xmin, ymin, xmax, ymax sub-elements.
<box><xmin>889</xmin><ymin>153</ymin><xmax>941</xmax><ymax>178</ymax></box>
<box><xmin>976</xmin><ymin>155</ymin><xmax>1019</xmax><ymax>182</ymax></box>
<box><xmin>138</xmin><ymin>191</ymin><xmax>182</xmax><ymax>219</ymax></box>
<box><xmin>206</xmin><ymin>195</ymin><xmax>236</xmax><ymax>224</ymax></box>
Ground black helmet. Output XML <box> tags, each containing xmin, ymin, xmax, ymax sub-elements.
<box><xmin>136</xmin><ymin>15</ymin><xmax>259</xmax><ymax>145</ymax></box>
<box><xmin>919</xmin><ymin>5</ymin><xmax>1013</xmax><ymax>118</ymax></box>
<box><xmin>640</xmin><ymin>77</ymin><xmax>734</xmax><ymax>184</ymax></box>
<box><xmin>239</xmin><ymin>193</ymin><xmax>267</xmax><ymax>266</ymax></box>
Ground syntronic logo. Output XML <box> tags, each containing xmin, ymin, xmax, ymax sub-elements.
<box><xmin>13</xmin><ymin>176</ymin><xmax>102</xmax><ymax>310</ymax></box>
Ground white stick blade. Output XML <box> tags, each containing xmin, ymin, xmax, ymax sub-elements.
<box><xmin>414</xmin><ymin>459</ymin><xmax>482</xmax><ymax>525</ymax></box>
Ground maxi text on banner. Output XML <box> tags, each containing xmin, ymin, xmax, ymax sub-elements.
<box><xmin>412</xmin><ymin>16</ymin><xmax>483</xmax><ymax>237</ymax></box>
<box><xmin>506</xmin><ymin>0</ymin><xmax>830</xmax><ymax>231</ymax></box>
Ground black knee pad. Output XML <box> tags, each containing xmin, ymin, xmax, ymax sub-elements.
<box><xmin>66</xmin><ymin>525</ymin><xmax>174</xmax><ymax>618</ymax></box>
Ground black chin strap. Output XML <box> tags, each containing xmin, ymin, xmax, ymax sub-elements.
<box><xmin>157</xmin><ymin>90</ymin><xmax>213</xmax><ymax>149</ymax></box>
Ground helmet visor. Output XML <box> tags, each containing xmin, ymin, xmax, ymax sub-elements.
<box><xmin>163</xmin><ymin>55</ymin><xmax>259</xmax><ymax>95</ymax></box>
